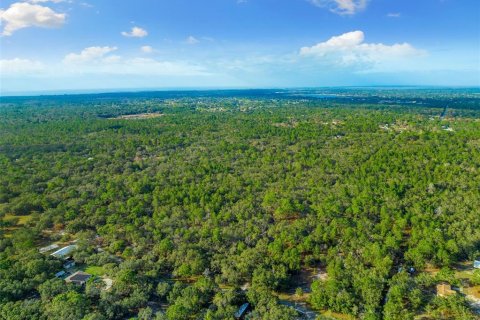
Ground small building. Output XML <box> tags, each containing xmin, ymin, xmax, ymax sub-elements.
<box><xmin>474</xmin><ymin>258</ymin><xmax>480</xmax><ymax>269</ymax></box>
<box><xmin>55</xmin><ymin>270</ymin><xmax>66</xmax><ymax>278</ymax></box>
<box><xmin>39</xmin><ymin>244</ymin><xmax>59</xmax><ymax>253</ymax></box>
<box><xmin>65</xmin><ymin>271</ymin><xmax>91</xmax><ymax>285</ymax></box>
<box><xmin>63</xmin><ymin>258</ymin><xmax>76</xmax><ymax>269</ymax></box>
<box><xmin>436</xmin><ymin>283</ymin><xmax>456</xmax><ymax>297</ymax></box>
<box><xmin>51</xmin><ymin>245</ymin><xmax>77</xmax><ymax>259</ymax></box>
<box><xmin>234</xmin><ymin>303</ymin><xmax>249</xmax><ymax>319</ymax></box>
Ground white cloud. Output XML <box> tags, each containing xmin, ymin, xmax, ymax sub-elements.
<box><xmin>110</xmin><ymin>58</ymin><xmax>207</xmax><ymax>76</ymax></box>
<box><xmin>300</xmin><ymin>31</ymin><xmax>425</xmax><ymax>68</ymax></box>
<box><xmin>185</xmin><ymin>35</ymin><xmax>199</xmax><ymax>45</ymax></box>
<box><xmin>28</xmin><ymin>0</ymin><xmax>65</xmax><ymax>3</ymax></box>
<box><xmin>60</xmin><ymin>46</ymin><xmax>208</xmax><ymax>76</ymax></box>
<box><xmin>309</xmin><ymin>0</ymin><xmax>368</xmax><ymax>15</ymax></box>
<box><xmin>79</xmin><ymin>2</ymin><xmax>94</xmax><ymax>8</ymax></box>
<box><xmin>73</xmin><ymin>57</ymin><xmax>207</xmax><ymax>76</ymax></box>
<box><xmin>141</xmin><ymin>45</ymin><xmax>154</xmax><ymax>53</ymax></box>
<box><xmin>121</xmin><ymin>26</ymin><xmax>147</xmax><ymax>38</ymax></box>
<box><xmin>0</xmin><ymin>2</ymin><xmax>66</xmax><ymax>36</ymax></box>
<box><xmin>0</xmin><ymin>58</ymin><xmax>45</xmax><ymax>75</ymax></box>
<box><xmin>63</xmin><ymin>46</ymin><xmax>118</xmax><ymax>64</ymax></box>
<box><xmin>387</xmin><ymin>13</ymin><xmax>401</xmax><ymax>18</ymax></box>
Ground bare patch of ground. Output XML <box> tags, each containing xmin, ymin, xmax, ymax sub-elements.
<box><xmin>110</xmin><ymin>113</ymin><xmax>164</xmax><ymax>120</ymax></box>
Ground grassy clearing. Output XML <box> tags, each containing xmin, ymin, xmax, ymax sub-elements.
<box><xmin>464</xmin><ymin>285</ymin><xmax>480</xmax><ymax>299</ymax></box>
<box><xmin>109</xmin><ymin>113</ymin><xmax>164</xmax><ymax>120</ymax></box>
<box><xmin>423</xmin><ymin>264</ymin><xmax>440</xmax><ymax>276</ymax></box>
<box><xmin>3</xmin><ymin>213</ymin><xmax>33</xmax><ymax>225</ymax></box>
<box><xmin>1</xmin><ymin>214</ymin><xmax>33</xmax><ymax>237</ymax></box>
<box><xmin>85</xmin><ymin>266</ymin><xmax>106</xmax><ymax>276</ymax></box>
<box><xmin>320</xmin><ymin>310</ymin><xmax>356</xmax><ymax>320</ymax></box>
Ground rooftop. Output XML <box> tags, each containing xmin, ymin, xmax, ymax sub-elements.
<box><xmin>51</xmin><ymin>245</ymin><xmax>77</xmax><ymax>258</ymax></box>
<box><xmin>235</xmin><ymin>303</ymin><xmax>249</xmax><ymax>318</ymax></box>
<box><xmin>65</xmin><ymin>271</ymin><xmax>91</xmax><ymax>283</ymax></box>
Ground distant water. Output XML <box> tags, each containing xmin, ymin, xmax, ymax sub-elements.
<box><xmin>1</xmin><ymin>88</ymin><xmax>479</xmax><ymax>111</ymax></box>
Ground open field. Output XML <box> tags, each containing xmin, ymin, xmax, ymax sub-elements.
<box><xmin>109</xmin><ymin>112</ymin><xmax>164</xmax><ymax>120</ymax></box>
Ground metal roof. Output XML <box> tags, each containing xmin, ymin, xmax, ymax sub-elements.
<box><xmin>65</xmin><ymin>271</ymin><xmax>91</xmax><ymax>283</ymax></box>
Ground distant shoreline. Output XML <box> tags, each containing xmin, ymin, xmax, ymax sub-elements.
<box><xmin>1</xmin><ymin>86</ymin><xmax>479</xmax><ymax>98</ymax></box>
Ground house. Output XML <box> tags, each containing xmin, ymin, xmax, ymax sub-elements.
<box><xmin>234</xmin><ymin>303</ymin><xmax>249</xmax><ymax>319</ymax></box>
<box><xmin>474</xmin><ymin>258</ymin><xmax>480</xmax><ymax>269</ymax></box>
<box><xmin>65</xmin><ymin>271</ymin><xmax>91</xmax><ymax>285</ymax></box>
<box><xmin>436</xmin><ymin>283</ymin><xmax>456</xmax><ymax>297</ymax></box>
<box><xmin>51</xmin><ymin>245</ymin><xmax>77</xmax><ymax>259</ymax></box>
<box><xmin>63</xmin><ymin>258</ymin><xmax>76</xmax><ymax>269</ymax></box>
<box><xmin>39</xmin><ymin>244</ymin><xmax>59</xmax><ymax>253</ymax></box>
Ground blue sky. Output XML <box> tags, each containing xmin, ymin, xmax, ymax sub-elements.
<box><xmin>0</xmin><ymin>0</ymin><xmax>479</xmax><ymax>93</ymax></box>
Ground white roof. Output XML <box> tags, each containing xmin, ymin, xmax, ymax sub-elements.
<box><xmin>51</xmin><ymin>245</ymin><xmax>77</xmax><ymax>258</ymax></box>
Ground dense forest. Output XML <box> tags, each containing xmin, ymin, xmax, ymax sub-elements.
<box><xmin>0</xmin><ymin>89</ymin><xmax>479</xmax><ymax>320</ymax></box>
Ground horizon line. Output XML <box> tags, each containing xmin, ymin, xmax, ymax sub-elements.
<box><xmin>2</xmin><ymin>85</ymin><xmax>479</xmax><ymax>98</ymax></box>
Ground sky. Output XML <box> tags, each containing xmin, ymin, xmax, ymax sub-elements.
<box><xmin>0</xmin><ymin>0</ymin><xmax>479</xmax><ymax>94</ymax></box>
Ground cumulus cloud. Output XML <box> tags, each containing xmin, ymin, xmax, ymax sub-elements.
<box><xmin>60</xmin><ymin>46</ymin><xmax>208</xmax><ymax>76</ymax></box>
<box><xmin>300</xmin><ymin>30</ymin><xmax>425</xmax><ymax>68</ymax></box>
<box><xmin>121</xmin><ymin>26</ymin><xmax>147</xmax><ymax>38</ymax></box>
<box><xmin>0</xmin><ymin>58</ymin><xmax>45</xmax><ymax>75</ymax></box>
<box><xmin>63</xmin><ymin>46</ymin><xmax>118</xmax><ymax>64</ymax></box>
<box><xmin>309</xmin><ymin>0</ymin><xmax>368</xmax><ymax>15</ymax></box>
<box><xmin>28</xmin><ymin>0</ymin><xmax>66</xmax><ymax>3</ymax></box>
<box><xmin>185</xmin><ymin>36</ymin><xmax>200</xmax><ymax>45</ymax></box>
<box><xmin>140</xmin><ymin>45</ymin><xmax>154</xmax><ymax>53</ymax></box>
<box><xmin>387</xmin><ymin>13</ymin><xmax>401</xmax><ymax>18</ymax></box>
<box><xmin>0</xmin><ymin>2</ymin><xmax>66</xmax><ymax>36</ymax></box>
